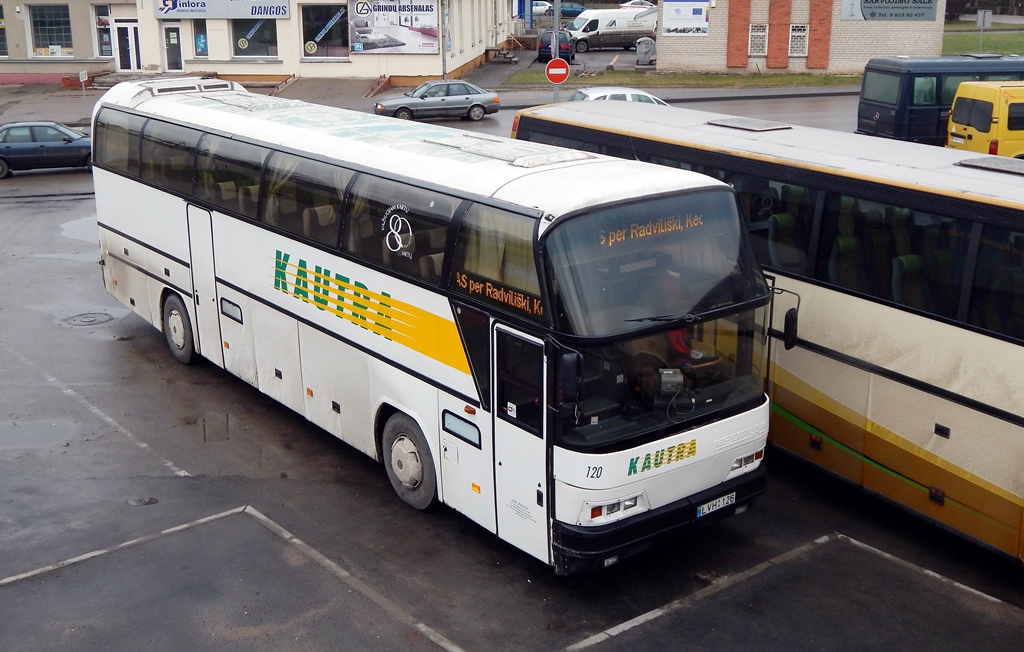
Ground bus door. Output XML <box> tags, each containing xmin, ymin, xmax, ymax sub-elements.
<box><xmin>492</xmin><ymin>325</ymin><xmax>550</xmax><ymax>563</ymax></box>
<box><xmin>186</xmin><ymin>205</ymin><xmax>224</xmax><ymax>367</ymax></box>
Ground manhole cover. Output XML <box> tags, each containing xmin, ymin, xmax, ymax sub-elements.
<box><xmin>127</xmin><ymin>497</ymin><xmax>158</xmax><ymax>506</ymax></box>
<box><xmin>67</xmin><ymin>313</ymin><xmax>114</xmax><ymax>326</ymax></box>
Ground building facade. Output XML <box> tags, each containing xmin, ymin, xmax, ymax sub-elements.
<box><xmin>0</xmin><ymin>0</ymin><xmax>946</xmax><ymax>84</ymax></box>
<box><xmin>0</xmin><ymin>0</ymin><xmax>517</xmax><ymax>84</ymax></box>
<box><xmin>654</xmin><ymin>0</ymin><xmax>945</xmax><ymax>75</ymax></box>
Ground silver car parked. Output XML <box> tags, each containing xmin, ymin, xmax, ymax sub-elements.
<box><xmin>374</xmin><ymin>80</ymin><xmax>501</xmax><ymax>121</ymax></box>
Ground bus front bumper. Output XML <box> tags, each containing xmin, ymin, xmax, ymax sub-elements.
<box><xmin>551</xmin><ymin>465</ymin><xmax>767</xmax><ymax>576</ymax></box>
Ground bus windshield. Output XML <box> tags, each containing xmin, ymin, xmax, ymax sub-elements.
<box><xmin>554</xmin><ymin>306</ymin><xmax>769</xmax><ymax>452</ymax></box>
<box><xmin>544</xmin><ymin>189</ymin><xmax>769</xmax><ymax>337</ymax></box>
<box><xmin>546</xmin><ymin>188</ymin><xmax>770</xmax><ymax>451</ymax></box>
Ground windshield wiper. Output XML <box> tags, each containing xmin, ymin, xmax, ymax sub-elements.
<box><xmin>625</xmin><ymin>313</ymin><xmax>695</xmax><ymax>323</ymax></box>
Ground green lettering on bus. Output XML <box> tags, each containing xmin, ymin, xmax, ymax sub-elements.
<box><xmin>274</xmin><ymin>250</ymin><xmax>290</xmax><ymax>292</ymax></box>
<box><xmin>294</xmin><ymin>259</ymin><xmax>310</xmax><ymax>299</ymax></box>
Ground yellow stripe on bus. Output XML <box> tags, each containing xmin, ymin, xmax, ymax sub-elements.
<box><xmin>274</xmin><ymin>256</ymin><xmax>471</xmax><ymax>375</ymax></box>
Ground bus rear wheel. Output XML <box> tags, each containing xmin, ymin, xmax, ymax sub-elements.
<box><xmin>383</xmin><ymin>413</ymin><xmax>437</xmax><ymax>510</ymax></box>
<box><xmin>163</xmin><ymin>293</ymin><xmax>197</xmax><ymax>365</ymax></box>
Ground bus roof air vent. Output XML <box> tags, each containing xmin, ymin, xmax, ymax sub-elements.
<box><xmin>151</xmin><ymin>79</ymin><xmax>236</xmax><ymax>95</ymax></box>
<box><xmin>706</xmin><ymin>117</ymin><xmax>793</xmax><ymax>132</ymax></box>
<box><xmin>956</xmin><ymin>156</ymin><xmax>1024</xmax><ymax>177</ymax></box>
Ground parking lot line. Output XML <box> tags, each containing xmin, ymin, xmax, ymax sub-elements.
<box><xmin>0</xmin><ymin>505</ymin><xmax>467</xmax><ymax>652</ymax></box>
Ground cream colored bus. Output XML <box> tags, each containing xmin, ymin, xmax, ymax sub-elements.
<box><xmin>514</xmin><ymin>100</ymin><xmax>1024</xmax><ymax>562</ymax></box>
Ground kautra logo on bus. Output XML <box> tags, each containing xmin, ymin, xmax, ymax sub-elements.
<box><xmin>627</xmin><ymin>439</ymin><xmax>697</xmax><ymax>476</ymax></box>
<box><xmin>274</xmin><ymin>250</ymin><xmax>392</xmax><ymax>339</ymax></box>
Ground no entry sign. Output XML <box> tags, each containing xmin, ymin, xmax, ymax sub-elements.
<box><xmin>545</xmin><ymin>58</ymin><xmax>571</xmax><ymax>85</ymax></box>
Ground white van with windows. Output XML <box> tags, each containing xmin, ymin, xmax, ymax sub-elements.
<box><xmin>565</xmin><ymin>8</ymin><xmax>657</xmax><ymax>53</ymax></box>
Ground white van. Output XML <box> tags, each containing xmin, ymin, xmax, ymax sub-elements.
<box><xmin>565</xmin><ymin>8</ymin><xmax>657</xmax><ymax>53</ymax></box>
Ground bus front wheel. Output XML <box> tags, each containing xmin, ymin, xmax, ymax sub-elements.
<box><xmin>383</xmin><ymin>413</ymin><xmax>437</xmax><ymax>510</ymax></box>
<box><xmin>163</xmin><ymin>293</ymin><xmax>197</xmax><ymax>365</ymax></box>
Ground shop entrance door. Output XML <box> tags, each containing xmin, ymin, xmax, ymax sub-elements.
<box><xmin>115</xmin><ymin>20</ymin><xmax>142</xmax><ymax>71</ymax></box>
<box><xmin>164</xmin><ymin>25</ymin><xmax>183</xmax><ymax>71</ymax></box>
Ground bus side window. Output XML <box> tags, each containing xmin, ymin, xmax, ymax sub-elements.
<box><xmin>453</xmin><ymin>204</ymin><xmax>542</xmax><ymax>321</ymax></box>
<box><xmin>195</xmin><ymin>134</ymin><xmax>268</xmax><ymax>218</ymax></box>
<box><xmin>968</xmin><ymin>226</ymin><xmax>1024</xmax><ymax>340</ymax></box>
<box><xmin>264</xmin><ymin>152</ymin><xmax>353</xmax><ymax>247</ymax></box>
<box><xmin>495</xmin><ymin>331</ymin><xmax>543</xmax><ymax>434</ymax></box>
<box><xmin>139</xmin><ymin>119</ymin><xmax>202</xmax><ymax>196</ymax></box>
<box><xmin>346</xmin><ymin>175</ymin><xmax>457</xmax><ymax>283</ymax></box>
<box><xmin>93</xmin><ymin>108</ymin><xmax>143</xmax><ymax>177</ymax></box>
<box><xmin>453</xmin><ymin>303</ymin><xmax>491</xmax><ymax>411</ymax></box>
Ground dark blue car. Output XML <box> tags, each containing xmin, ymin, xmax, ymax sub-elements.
<box><xmin>0</xmin><ymin>121</ymin><xmax>92</xmax><ymax>178</ymax></box>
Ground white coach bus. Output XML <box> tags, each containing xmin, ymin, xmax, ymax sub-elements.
<box><xmin>91</xmin><ymin>78</ymin><xmax>783</xmax><ymax>574</ymax></box>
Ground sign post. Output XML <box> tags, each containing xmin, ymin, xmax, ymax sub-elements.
<box><xmin>978</xmin><ymin>10</ymin><xmax>992</xmax><ymax>52</ymax></box>
<box><xmin>545</xmin><ymin>57</ymin><xmax>570</xmax><ymax>103</ymax></box>
<box><xmin>79</xmin><ymin>70</ymin><xmax>89</xmax><ymax>121</ymax></box>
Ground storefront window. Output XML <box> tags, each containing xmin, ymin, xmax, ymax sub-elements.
<box><xmin>194</xmin><ymin>19</ymin><xmax>208</xmax><ymax>57</ymax></box>
<box><xmin>232</xmin><ymin>19</ymin><xmax>278</xmax><ymax>57</ymax></box>
<box><xmin>95</xmin><ymin>5</ymin><xmax>112</xmax><ymax>58</ymax></box>
<box><xmin>301</xmin><ymin>4</ymin><xmax>350</xmax><ymax>58</ymax></box>
<box><xmin>31</xmin><ymin>5</ymin><xmax>73</xmax><ymax>57</ymax></box>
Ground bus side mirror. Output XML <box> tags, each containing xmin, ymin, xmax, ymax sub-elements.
<box><xmin>558</xmin><ymin>351</ymin><xmax>581</xmax><ymax>399</ymax></box>
<box><xmin>783</xmin><ymin>307</ymin><xmax>798</xmax><ymax>350</ymax></box>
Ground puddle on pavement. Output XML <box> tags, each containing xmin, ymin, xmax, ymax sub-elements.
<box><xmin>0</xmin><ymin>420</ymin><xmax>77</xmax><ymax>449</ymax></box>
<box><xmin>60</xmin><ymin>214</ymin><xmax>100</xmax><ymax>243</ymax></box>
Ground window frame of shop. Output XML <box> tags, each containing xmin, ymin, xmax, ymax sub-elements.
<box><xmin>30</xmin><ymin>4</ymin><xmax>74</xmax><ymax>58</ymax></box>
<box><xmin>231</xmin><ymin>18</ymin><xmax>279</xmax><ymax>58</ymax></box>
<box><xmin>194</xmin><ymin>19</ymin><xmax>209</xmax><ymax>57</ymax></box>
<box><xmin>300</xmin><ymin>4</ymin><xmax>350</xmax><ymax>58</ymax></box>
<box><xmin>0</xmin><ymin>5</ymin><xmax>8</xmax><ymax>57</ymax></box>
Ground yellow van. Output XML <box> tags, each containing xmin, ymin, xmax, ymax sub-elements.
<box><xmin>947</xmin><ymin>80</ymin><xmax>1024</xmax><ymax>157</ymax></box>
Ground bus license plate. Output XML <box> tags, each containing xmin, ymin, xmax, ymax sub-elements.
<box><xmin>950</xmin><ymin>135</ymin><xmax>965</xmax><ymax>144</ymax></box>
<box><xmin>697</xmin><ymin>492</ymin><xmax>736</xmax><ymax>517</ymax></box>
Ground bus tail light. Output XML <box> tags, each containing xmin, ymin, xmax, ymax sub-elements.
<box><xmin>989</xmin><ymin>139</ymin><xmax>999</xmax><ymax>155</ymax></box>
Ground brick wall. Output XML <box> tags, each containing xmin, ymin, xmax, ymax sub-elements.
<box><xmin>655</xmin><ymin>0</ymin><xmax>945</xmax><ymax>75</ymax></box>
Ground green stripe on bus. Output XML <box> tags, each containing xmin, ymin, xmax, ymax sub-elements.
<box><xmin>770</xmin><ymin>403</ymin><xmax>1016</xmax><ymax>534</ymax></box>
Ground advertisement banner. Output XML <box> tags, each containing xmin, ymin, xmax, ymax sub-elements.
<box><xmin>349</xmin><ymin>1</ymin><xmax>439</xmax><ymax>54</ymax></box>
<box><xmin>840</xmin><ymin>0</ymin><xmax>936</xmax><ymax>21</ymax></box>
<box><xmin>155</xmin><ymin>1</ymin><xmax>290</xmax><ymax>20</ymax></box>
<box><xmin>662</xmin><ymin>0</ymin><xmax>710</xmax><ymax>36</ymax></box>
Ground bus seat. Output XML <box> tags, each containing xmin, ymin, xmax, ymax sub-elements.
<box><xmin>925</xmin><ymin>248</ymin><xmax>957</xmax><ymax>317</ymax></box>
<box><xmin>836</xmin><ymin>196</ymin><xmax>858</xmax><ymax>236</ymax></box>
<box><xmin>886</xmin><ymin>206</ymin><xmax>913</xmax><ymax>255</ymax></box>
<box><xmin>383</xmin><ymin>229</ymin><xmax>430</xmax><ymax>276</ymax></box>
<box><xmin>426</xmin><ymin>227</ymin><xmax>447</xmax><ymax>252</ymax></box>
<box><xmin>781</xmin><ymin>185</ymin><xmax>808</xmax><ymax>220</ymax></box>
<box><xmin>913</xmin><ymin>223</ymin><xmax>942</xmax><ymax>258</ymax></box>
<box><xmin>346</xmin><ymin>215</ymin><xmax>375</xmax><ymax>256</ymax></box>
<box><xmin>892</xmin><ymin>254</ymin><xmax>931</xmax><ymax>311</ymax></box>
<box><xmin>983</xmin><ymin>267</ymin><xmax>1024</xmax><ymax>339</ymax></box>
<box><xmin>859</xmin><ymin>209</ymin><xmax>892</xmax><ymax>299</ymax></box>
<box><xmin>238</xmin><ymin>184</ymin><xmax>260</xmax><ymax>219</ymax></box>
<box><xmin>303</xmin><ymin>205</ymin><xmax>338</xmax><ymax>245</ymax></box>
<box><xmin>827</xmin><ymin>235</ymin><xmax>868</xmax><ymax>293</ymax></box>
<box><xmin>216</xmin><ymin>181</ymin><xmax>237</xmax><ymax>202</ymax></box>
<box><xmin>419</xmin><ymin>253</ymin><xmax>445</xmax><ymax>283</ymax></box>
<box><xmin>767</xmin><ymin>212</ymin><xmax>808</xmax><ymax>274</ymax></box>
